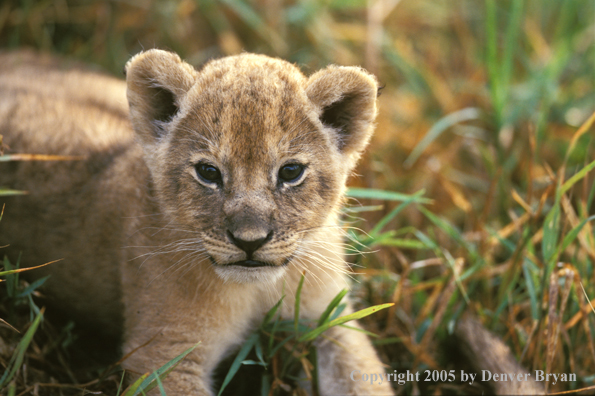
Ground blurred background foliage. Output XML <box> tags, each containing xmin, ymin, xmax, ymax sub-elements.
<box><xmin>0</xmin><ymin>0</ymin><xmax>594</xmax><ymax>394</ymax></box>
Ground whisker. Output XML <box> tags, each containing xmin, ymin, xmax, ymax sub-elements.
<box><xmin>174</xmin><ymin>252</ymin><xmax>210</xmax><ymax>280</ymax></box>
<box><xmin>148</xmin><ymin>248</ymin><xmax>208</xmax><ymax>285</ymax></box>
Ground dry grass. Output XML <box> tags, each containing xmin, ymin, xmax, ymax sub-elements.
<box><xmin>0</xmin><ymin>0</ymin><xmax>594</xmax><ymax>394</ymax></box>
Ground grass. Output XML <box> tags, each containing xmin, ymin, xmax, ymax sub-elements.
<box><xmin>1</xmin><ymin>0</ymin><xmax>594</xmax><ymax>394</ymax></box>
<box><xmin>215</xmin><ymin>275</ymin><xmax>393</xmax><ymax>396</ymax></box>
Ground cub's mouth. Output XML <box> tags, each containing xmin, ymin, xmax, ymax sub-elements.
<box><xmin>210</xmin><ymin>256</ymin><xmax>292</xmax><ymax>284</ymax></box>
<box><xmin>209</xmin><ymin>257</ymin><xmax>293</xmax><ymax>268</ymax></box>
<box><xmin>228</xmin><ymin>259</ymin><xmax>276</xmax><ymax>268</ymax></box>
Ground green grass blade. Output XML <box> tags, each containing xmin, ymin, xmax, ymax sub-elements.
<box><xmin>116</xmin><ymin>370</ymin><xmax>126</xmax><ymax>396</ymax></box>
<box><xmin>347</xmin><ymin>188</ymin><xmax>432</xmax><ymax>204</ymax></box>
<box><xmin>299</xmin><ymin>303</ymin><xmax>393</xmax><ymax>342</ymax></box>
<box><xmin>15</xmin><ymin>275</ymin><xmax>49</xmax><ymax>298</ymax></box>
<box><xmin>218</xmin><ymin>333</ymin><xmax>258</xmax><ymax>396</ymax></box>
<box><xmin>337</xmin><ymin>324</ymin><xmax>378</xmax><ymax>338</ymax></box>
<box><xmin>443</xmin><ymin>249</ymin><xmax>470</xmax><ymax>304</ymax></box>
<box><xmin>500</xmin><ymin>0</ymin><xmax>524</xmax><ymax>117</ymax></box>
<box><xmin>587</xmin><ymin>163</ymin><xmax>595</xmax><ymax>210</ymax></box>
<box><xmin>485</xmin><ymin>0</ymin><xmax>501</xmax><ymax>122</ymax></box>
<box><xmin>122</xmin><ymin>373</ymin><xmax>149</xmax><ymax>396</ymax></box>
<box><xmin>262</xmin><ymin>295</ymin><xmax>284</xmax><ymax>328</ymax></box>
<box><xmin>260</xmin><ymin>374</ymin><xmax>270</xmax><ymax>396</ymax></box>
<box><xmin>371</xmin><ymin>237</ymin><xmax>427</xmax><ymax>250</ymax></box>
<box><xmin>267</xmin><ymin>314</ymin><xmax>281</xmax><ymax>352</ymax></box>
<box><xmin>155</xmin><ymin>372</ymin><xmax>167</xmax><ymax>395</ymax></box>
<box><xmin>369</xmin><ymin>190</ymin><xmax>425</xmax><ymax>237</ymax></box>
<box><xmin>0</xmin><ymin>154</ymin><xmax>83</xmax><ymax>161</ymax></box>
<box><xmin>219</xmin><ymin>0</ymin><xmax>264</xmax><ymax>33</ymax></box>
<box><xmin>126</xmin><ymin>343</ymin><xmax>199</xmax><ymax>396</ymax></box>
<box><xmin>542</xmin><ymin>203</ymin><xmax>560</xmax><ymax>264</ymax></box>
<box><xmin>494</xmin><ymin>268</ymin><xmax>521</xmax><ymax>319</ymax></box>
<box><xmin>329</xmin><ymin>303</ymin><xmax>347</xmax><ymax>322</ymax></box>
<box><xmin>317</xmin><ymin>289</ymin><xmax>348</xmax><ymax>327</ymax></box>
<box><xmin>6</xmin><ymin>382</ymin><xmax>16</xmax><ymax>396</ymax></box>
<box><xmin>418</xmin><ymin>206</ymin><xmax>476</xmax><ymax>257</ymax></box>
<box><xmin>360</xmin><ymin>230</ymin><xmax>395</xmax><ymax>247</ymax></box>
<box><xmin>522</xmin><ymin>258</ymin><xmax>539</xmax><ymax>321</ymax></box>
<box><xmin>294</xmin><ymin>272</ymin><xmax>305</xmax><ymax>334</ymax></box>
<box><xmin>383</xmin><ymin>44</ymin><xmax>431</xmax><ymax>97</ymax></box>
<box><xmin>404</xmin><ymin>107</ymin><xmax>481</xmax><ymax>167</ymax></box>
<box><xmin>327</xmin><ymin>0</ymin><xmax>366</xmax><ymax>9</ymax></box>
<box><xmin>219</xmin><ymin>0</ymin><xmax>283</xmax><ymax>50</ymax></box>
<box><xmin>342</xmin><ymin>204</ymin><xmax>384</xmax><ymax>214</ymax></box>
<box><xmin>268</xmin><ymin>333</ymin><xmax>296</xmax><ymax>358</ymax></box>
<box><xmin>413</xmin><ymin>230</ymin><xmax>440</xmax><ymax>251</ymax></box>
<box><xmin>0</xmin><ymin>307</ymin><xmax>44</xmax><ymax>387</ymax></box>
<box><xmin>560</xmin><ymin>159</ymin><xmax>595</xmax><ymax>197</ymax></box>
<box><xmin>0</xmin><ymin>189</ymin><xmax>27</xmax><ymax>196</ymax></box>
<box><xmin>558</xmin><ymin>215</ymin><xmax>595</xmax><ymax>255</ymax></box>
<box><xmin>373</xmin><ymin>337</ymin><xmax>404</xmax><ymax>346</ymax></box>
<box><xmin>3</xmin><ymin>257</ymin><xmax>17</xmax><ymax>303</ymax></box>
<box><xmin>254</xmin><ymin>338</ymin><xmax>266</xmax><ymax>367</ymax></box>
<box><xmin>309</xmin><ymin>345</ymin><xmax>319</xmax><ymax>394</ymax></box>
<box><xmin>0</xmin><ymin>259</ymin><xmax>60</xmax><ymax>277</ymax></box>
<box><xmin>0</xmin><ymin>268</ymin><xmax>22</xmax><ymax>277</ymax></box>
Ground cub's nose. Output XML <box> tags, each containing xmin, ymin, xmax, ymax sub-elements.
<box><xmin>227</xmin><ymin>230</ymin><xmax>273</xmax><ymax>256</ymax></box>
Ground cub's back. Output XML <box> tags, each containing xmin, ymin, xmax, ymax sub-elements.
<box><xmin>0</xmin><ymin>52</ymin><xmax>145</xmax><ymax>336</ymax></box>
<box><xmin>0</xmin><ymin>50</ymin><xmax>132</xmax><ymax>156</ymax></box>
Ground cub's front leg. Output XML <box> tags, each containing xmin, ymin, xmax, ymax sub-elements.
<box><xmin>120</xmin><ymin>276</ymin><xmax>259</xmax><ymax>395</ymax></box>
<box><xmin>122</xmin><ymin>328</ymin><xmax>222</xmax><ymax>395</ymax></box>
<box><xmin>283</xmin><ymin>271</ymin><xmax>394</xmax><ymax>395</ymax></box>
<box><xmin>316</xmin><ymin>324</ymin><xmax>394</xmax><ymax>395</ymax></box>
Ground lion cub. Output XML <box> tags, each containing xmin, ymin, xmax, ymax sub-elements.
<box><xmin>0</xmin><ymin>50</ymin><xmax>393</xmax><ymax>395</ymax></box>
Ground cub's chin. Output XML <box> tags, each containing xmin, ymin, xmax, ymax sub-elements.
<box><xmin>213</xmin><ymin>263</ymin><xmax>288</xmax><ymax>284</ymax></box>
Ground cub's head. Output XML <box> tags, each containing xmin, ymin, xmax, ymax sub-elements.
<box><xmin>125</xmin><ymin>49</ymin><xmax>378</xmax><ymax>283</ymax></box>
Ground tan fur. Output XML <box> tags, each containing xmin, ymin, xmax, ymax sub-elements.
<box><xmin>0</xmin><ymin>50</ymin><xmax>393</xmax><ymax>395</ymax></box>
<box><xmin>455</xmin><ymin>317</ymin><xmax>545</xmax><ymax>395</ymax></box>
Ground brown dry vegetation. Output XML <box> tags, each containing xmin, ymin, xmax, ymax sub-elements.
<box><xmin>1</xmin><ymin>0</ymin><xmax>594</xmax><ymax>395</ymax></box>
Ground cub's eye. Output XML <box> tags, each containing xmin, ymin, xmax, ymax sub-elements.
<box><xmin>195</xmin><ymin>163</ymin><xmax>222</xmax><ymax>184</ymax></box>
<box><xmin>278</xmin><ymin>163</ymin><xmax>305</xmax><ymax>183</ymax></box>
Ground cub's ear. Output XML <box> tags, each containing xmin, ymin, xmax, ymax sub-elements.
<box><xmin>125</xmin><ymin>49</ymin><xmax>197</xmax><ymax>145</ymax></box>
<box><xmin>306</xmin><ymin>65</ymin><xmax>378</xmax><ymax>165</ymax></box>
